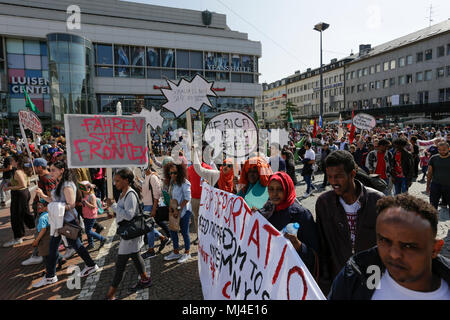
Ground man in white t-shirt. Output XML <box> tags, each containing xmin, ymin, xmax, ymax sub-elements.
<box><xmin>301</xmin><ymin>141</ymin><xmax>316</xmax><ymax>197</ymax></box>
<box><xmin>329</xmin><ymin>193</ymin><xmax>450</xmax><ymax>300</ymax></box>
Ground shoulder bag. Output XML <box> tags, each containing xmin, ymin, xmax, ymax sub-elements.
<box><xmin>57</xmin><ymin>208</ymin><xmax>83</xmax><ymax>240</ymax></box>
<box><xmin>116</xmin><ymin>190</ymin><xmax>154</xmax><ymax>240</ymax></box>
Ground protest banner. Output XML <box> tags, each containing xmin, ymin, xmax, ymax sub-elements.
<box><xmin>198</xmin><ymin>183</ymin><xmax>326</xmax><ymax>300</ymax></box>
<box><xmin>203</xmin><ymin>111</ymin><xmax>258</xmax><ymax>162</ymax></box>
<box><xmin>352</xmin><ymin>113</ymin><xmax>376</xmax><ymax>130</ymax></box>
<box><xmin>18</xmin><ymin>110</ymin><xmax>43</xmax><ymax>134</ymax></box>
<box><xmin>417</xmin><ymin>138</ymin><xmax>438</xmax><ymax>157</ymax></box>
<box><xmin>64</xmin><ymin>114</ymin><xmax>147</xmax><ymax>168</ymax></box>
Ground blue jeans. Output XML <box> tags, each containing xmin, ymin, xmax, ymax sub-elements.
<box><xmin>394</xmin><ymin>177</ymin><xmax>408</xmax><ymax>195</ymax></box>
<box><xmin>143</xmin><ymin>205</ymin><xmax>162</xmax><ymax>249</ymax></box>
<box><xmin>84</xmin><ymin>218</ymin><xmax>105</xmax><ymax>246</ymax></box>
<box><xmin>46</xmin><ymin>233</ymin><xmax>95</xmax><ymax>278</ymax></box>
<box><xmin>169</xmin><ymin>210</ymin><xmax>191</xmax><ymax>252</ymax></box>
<box><xmin>304</xmin><ymin>175</ymin><xmax>315</xmax><ymax>194</ymax></box>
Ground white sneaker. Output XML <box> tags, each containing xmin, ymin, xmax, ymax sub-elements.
<box><xmin>177</xmin><ymin>253</ymin><xmax>191</xmax><ymax>264</ymax></box>
<box><xmin>3</xmin><ymin>238</ymin><xmax>23</xmax><ymax>248</ymax></box>
<box><xmin>22</xmin><ymin>255</ymin><xmax>43</xmax><ymax>266</ymax></box>
<box><xmin>62</xmin><ymin>248</ymin><xmax>76</xmax><ymax>259</ymax></box>
<box><xmin>78</xmin><ymin>264</ymin><xmax>100</xmax><ymax>278</ymax></box>
<box><xmin>164</xmin><ymin>252</ymin><xmax>182</xmax><ymax>261</ymax></box>
<box><xmin>32</xmin><ymin>276</ymin><xmax>58</xmax><ymax>288</ymax></box>
<box><xmin>302</xmin><ymin>192</ymin><xmax>310</xmax><ymax>198</ymax></box>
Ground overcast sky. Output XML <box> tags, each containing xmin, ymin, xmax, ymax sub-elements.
<box><xmin>129</xmin><ymin>0</ymin><xmax>450</xmax><ymax>84</ymax></box>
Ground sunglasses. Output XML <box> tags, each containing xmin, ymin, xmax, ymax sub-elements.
<box><xmin>224</xmin><ymin>164</ymin><xmax>233</xmax><ymax>168</ymax></box>
<box><xmin>170</xmin><ymin>171</ymin><xmax>178</xmax><ymax>175</ymax></box>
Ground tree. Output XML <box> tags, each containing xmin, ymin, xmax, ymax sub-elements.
<box><xmin>280</xmin><ymin>101</ymin><xmax>300</xmax><ymax>128</ymax></box>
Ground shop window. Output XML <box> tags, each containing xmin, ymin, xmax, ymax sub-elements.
<box><xmin>147</xmin><ymin>48</ymin><xmax>160</xmax><ymax>67</ymax></box>
<box><xmin>6</xmin><ymin>39</ymin><xmax>23</xmax><ymax>54</ymax></box>
<box><xmin>115</xmin><ymin>45</ymin><xmax>130</xmax><ymax>66</ymax></box>
<box><xmin>96</xmin><ymin>44</ymin><xmax>113</xmax><ymax>65</ymax></box>
<box><xmin>96</xmin><ymin>66</ymin><xmax>113</xmax><ymax>77</ymax></box>
<box><xmin>130</xmin><ymin>46</ymin><xmax>145</xmax><ymax>67</ymax></box>
<box><xmin>161</xmin><ymin>69</ymin><xmax>175</xmax><ymax>79</ymax></box>
<box><xmin>176</xmin><ymin>50</ymin><xmax>189</xmax><ymax>69</ymax></box>
<box><xmin>161</xmin><ymin>49</ymin><xmax>175</xmax><ymax>68</ymax></box>
<box><xmin>114</xmin><ymin>66</ymin><xmax>129</xmax><ymax>77</ymax></box>
<box><xmin>190</xmin><ymin>51</ymin><xmax>203</xmax><ymax>69</ymax></box>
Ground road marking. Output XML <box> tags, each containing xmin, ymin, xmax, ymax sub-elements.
<box><xmin>77</xmin><ymin>220</ymin><xmax>117</xmax><ymax>300</ymax></box>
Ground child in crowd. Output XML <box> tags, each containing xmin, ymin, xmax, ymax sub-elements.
<box><xmin>78</xmin><ymin>181</ymin><xmax>106</xmax><ymax>250</ymax></box>
<box><xmin>419</xmin><ymin>150</ymin><xmax>430</xmax><ymax>183</ymax></box>
<box><xmin>32</xmin><ymin>199</ymin><xmax>65</xmax><ymax>272</ymax></box>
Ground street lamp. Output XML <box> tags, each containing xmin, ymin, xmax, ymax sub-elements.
<box><xmin>314</xmin><ymin>22</ymin><xmax>330</xmax><ymax>120</ymax></box>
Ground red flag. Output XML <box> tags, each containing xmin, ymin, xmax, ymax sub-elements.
<box><xmin>312</xmin><ymin>119</ymin><xmax>317</xmax><ymax>138</ymax></box>
<box><xmin>349</xmin><ymin>111</ymin><xmax>356</xmax><ymax>144</ymax></box>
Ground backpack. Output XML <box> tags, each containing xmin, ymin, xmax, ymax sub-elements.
<box><xmin>89</xmin><ymin>194</ymin><xmax>104</xmax><ymax>214</ymax></box>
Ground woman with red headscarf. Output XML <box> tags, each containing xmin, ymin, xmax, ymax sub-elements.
<box><xmin>260</xmin><ymin>171</ymin><xmax>319</xmax><ymax>278</ymax></box>
<box><xmin>191</xmin><ymin>146</ymin><xmax>236</xmax><ymax>193</ymax></box>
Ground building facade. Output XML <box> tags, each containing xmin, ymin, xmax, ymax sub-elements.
<box><xmin>256</xmin><ymin>80</ymin><xmax>287</xmax><ymax>128</ymax></box>
<box><xmin>344</xmin><ymin>19</ymin><xmax>450</xmax><ymax>121</ymax></box>
<box><xmin>0</xmin><ymin>0</ymin><xmax>262</xmax><ymax>135</ymax></box>
<box><xmin>286</xmin><ymin>58</ymin><xmax>351</xmax><ymax>126</ymax></box>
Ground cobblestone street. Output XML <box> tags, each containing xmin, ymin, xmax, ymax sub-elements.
<box><xmin>0</xmin><ymin>165</ymin><xmax>448</xmax><ymax>300</ymax></box>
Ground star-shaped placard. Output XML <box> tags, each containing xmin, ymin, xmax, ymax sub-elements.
<box><xmin>161</xmin><ymin>74</ymin><xmax>217</xmax><ymax>118</ymax></box>
<box><xmin>140</xmin><ymin>107</ymin><xmax>164</xmax><ymax>130</ymax></box>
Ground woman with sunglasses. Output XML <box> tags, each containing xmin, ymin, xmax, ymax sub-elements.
<box><xmin>163</xmin><ymin>162</ymin><xmax>192</xmax><ymax>264</ymax></box>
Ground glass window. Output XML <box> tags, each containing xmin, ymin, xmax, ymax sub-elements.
<box><xmin>425</xmin><ymin>49</ymin><xmax>432</xmax><ymax>60</ymax></box>
<box><xmin>40</xmin><ymin>42</ymin><xmax>47</xmax><ymax>56</ymax></box>
<box><xmin>41</xmin><ymin>56</ymin><xmax>49</xmax><ymax>70</ymax></box>
<box><xmin>447</xmin><ymin>66</ymin><xmax>450</xmax><ymax>77</ymax></box>
<box><xmin>25</xmin><ymin>55</ymin><xmax>41</xmax><ymax>69</ymax></box>
<box><xmin>177</xmin><ymin>69</ymin><xmax>189</xmax><ymax>79</ymax></box>
<box><xmin>383</xmin><ymin>62</ymin><xmax>389</xmax><ymax>71</ymax></box>
<box><xmin>161</xmin><ymin>49</ymin><xmax>175</xmax><ymax>68</ymax></box>
<box><xmin>57</xmin><ymin>41</ymin><xmax>70</xmax><ymax>64</ymax></box>
<box><xmin>416</xmin><ymin>72</ymin><xmax>423</xmax><ymax>82</ymax></box>
<box><xmin>96</xmin><ymin>44</ymin><xmax>113</xmax><ymax>65</ymax></box>
<box><xmin>399</xmin><ymin>75</ymin><xmax>405</xmax><ymax>85</ymax></box>
<box><xmin>147</xmin><ymin>48</ymin><xmax>160</xmax><ymax>67</ymax></box>
<box><xmin>390</xmin><ymin>60</ymin><xmax>395</xmax><ymax>69</ymax></box>
<box><xmin>398</xmin><ymin>57</ymin><xmax>405</xmax><ymax>67</ymax></box>
<box><xmin>376</xmin><ymin>64</ymin><xmax>381</xmax><ymax>73</ymax></box>
<box><xmin>406</xmin><ymin>74</ymin><xmax>412</xmax><ymax>83</ymax></box>
<box><xmin>115</xmin><ymin>66</ymin><xmax>129</xmax><ymax>77</ymax></box>
<box><xmin>7</xmin><ymin>54</ymin><xmax>24</xmax><ymax>69</ymax></box>
<box><xmin>96</xmin><ymin>66</ymin><xmax>113</xmax><ymax>77</ymax></box>
<box><xmin>161</xmin><ymin>69</ymin><xmax>175</xmax><ymax>79</ymax></box>
<box><xmin>424</xmin><ymin>70</ymin><xmax>432</xmax><ymax>81</ymax></box>
<box><xmin>437</xmin><ymin>67</ymin><xmax>445</xmax><ymax>78</ymax></box>
<box><xmin>6</xmin><ymin>39</ymin><xmax>23</xmax><ymax>54</ymax></box>
<box><xmin>241</xmin><ymin>55</ymin><xmax>252</xmax><ymax>72</ymax></box>
<box><xmin>69</xmin><ymin>41</ymin><xmax>85</xmax><ymax>66</ymax></box>
<box><xmin>363</xmin><ymin>68</ymin><xmax>368</xmax><ymax>76</ymax></box>
<box><xmin>24</xmin><ymin>40</ymin><xmax>41</xmax><ymax>55</ymax></box>
<box><xmin>130</xmin><ymin>46</ymin><xmax>145</xmax><ymax>68</ymax></box>
<box><xmin>147</xmin><ymin>68</ymin><xmax>161</xmax><ymax>79</ymax></box>
<box><xmin>231</xmin><ymin>54</ymin><xmax>241</xmax><ymax>72</ymax></box>
<box><xmin>190</xmin><ymin>51</ymin><xmax>203</xmax><ymax>69</ymax></box>
<box><xmin>389</xmin><ymin>77</ymin><xmax>395</xmax><ymax>86</ymax></box>
<box><xmin>131</xmin><ymin>67</ymin><xmax>145</xmax><ymax>78</ymax></box>
<box><xmin>176</xmin><ymin>50</ymin><xmax>189</xmax><ymax>69</ymax></box>
<box><xmin>231</xmin><ymin>73</ymin><xmax>241</xmax><ymax>82</ymax></box>
<box><xmin>437</xmin><ymin>46</ymin><xmax>445</xmax><ymax>57</ymax></box>
<box><xmin>406</xmin><ymin>55</ymin><xmax>412</xmax><ymax>65</ymax></box>
<box><xmin>448</xmin><ymin>44</ymin><xmax>450</xmax><ymax>55</ymax></box>
<box><xmin>370</xmin><ymin>66</ymin><xmax>375</xmax><ymax>74</ymax></box>
<box><xmin>383</xmin><ymin>79</ymin><xmax>389</xmax><ymax>88</ymax></box>
<box><xmin>218</xmin><ymin>72</ymin><xmax>230</xmax><ymax>81</ymax></box>
<box><xmin>115</xmin><ymin>45</ymin><xmax>130</xmax><ymax>66</ymax></box>
<box><xmin>417</xmin><ymin>52</ymin><xmax>423</xmax><ymax>62</ymax></box>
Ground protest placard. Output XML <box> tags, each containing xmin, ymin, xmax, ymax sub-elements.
<box><xmin>64</xmin><ymin>114</ymin><xmax>147</xmax><ymax>168</ymax></box>
<box><xmin>198</xmin><ymin>183</ymin><xmax>326</xmax><ymax>300</ymax></box>
<box><xmin>203</xmin><ymin>111</ymin><xmax>258</xmax><ymax>160</ymax></box>
<box><xmin>19</xmin><ymin>110</ymin><xmax>43</xmax><ymax>134</ymax></box>
<box><xmin>352</xmin><ymin>113</ymin><xmax>376</xmax><ymax>130</ymax></box>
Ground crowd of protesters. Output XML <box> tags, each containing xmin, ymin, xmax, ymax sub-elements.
<box><xmin>0</xmin><ymin>122</ymin><xmax>448</xmax><ymax>300</ymax></box>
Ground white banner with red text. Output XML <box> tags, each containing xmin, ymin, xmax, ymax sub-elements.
<box><xmin>198</xmin><ymin>183</ymin><xmax>325</xmax><ymax>300</ymax></box>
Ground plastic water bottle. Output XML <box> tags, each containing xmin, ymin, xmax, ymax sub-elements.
<box><xmin>283</xmin><ymin>222</ymin><xmax>300</xmax><ymax>235</ymax></box>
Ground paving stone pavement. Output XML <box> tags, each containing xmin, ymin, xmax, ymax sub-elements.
<box><xmin>0</xmin><ymin>163</ymin><xmax>448</xmax><ymax>300</ymax></box>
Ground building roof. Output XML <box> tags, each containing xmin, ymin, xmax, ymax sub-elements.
<box><xmin>350</xmin><ymin>19</ymin><xmax>450</xmax><ymax>63</ymax></box>
<box><xmin>0</xmin><ymin>0</ymin><xmax>253</xmax><ymax>41</ymax></box>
